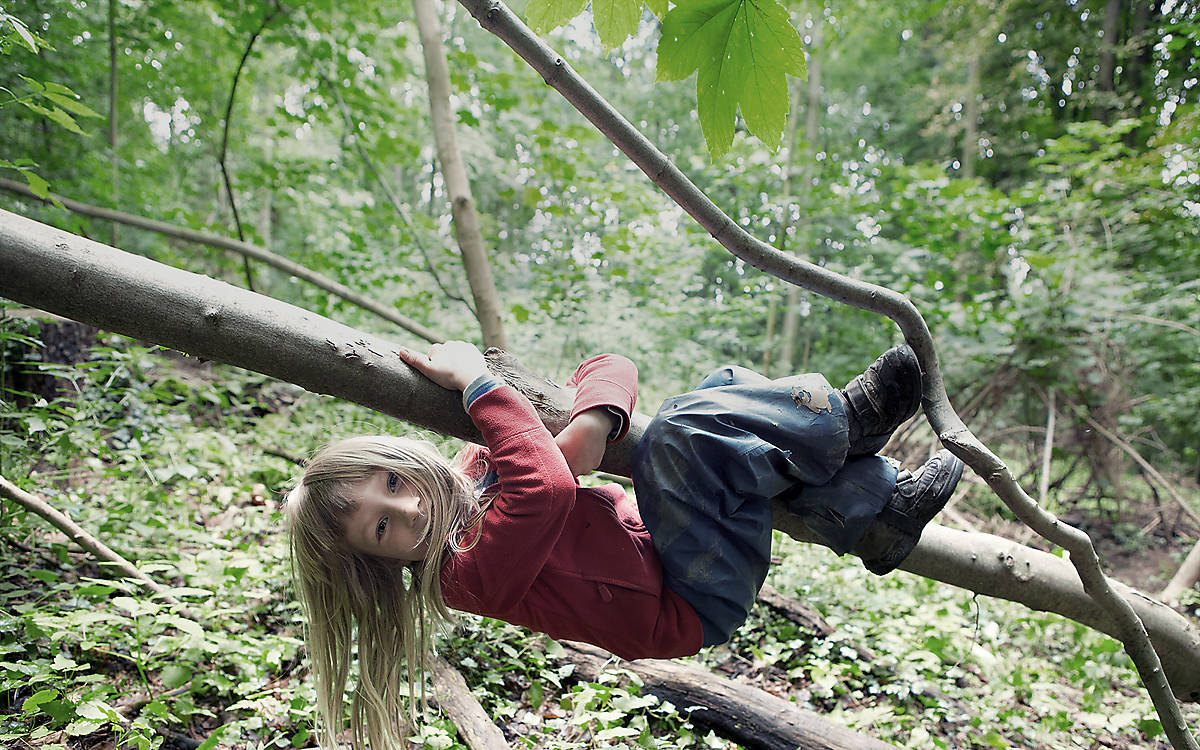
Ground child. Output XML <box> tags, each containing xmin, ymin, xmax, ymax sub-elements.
<box><xmin>285</xmin><ymin>341</ymin><xmax>964</xmax><ymax>748</ymax></box>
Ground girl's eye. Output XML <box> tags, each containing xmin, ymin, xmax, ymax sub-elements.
<box><xmin>376</xmin><ymin>517</ymin><xmax>389</xmax><ymax>541</ymax></box>
<box><xmin>386</xmin><ymin>472</ymin><xmax>399</xmax><ymax>492</ymax></box>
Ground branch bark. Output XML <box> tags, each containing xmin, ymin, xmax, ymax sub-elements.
<box><xmin>430</xmin><ymin>657</ymin><xmax>510</xmax><ymax>749</ymax></box>
<box><xmin>560</xmin><ymin>641</ymin><xmax>894</xmax><ymax>750</ymax></box>
<box><xmin>0</xmin><ymin>177</ymin><xmax>442</xmax><ymax>343</ymax></box>
<box><xmin>1</xmin><ymin>210</ymin><xmax>1197</xmax><ymax>707</ymax></box>
<box><xmin>449</xmin><ymin>4</ymin><xmax>1198</xmax><ymax>745</ymax></box>
<box><xmin>412</xmin><ymin>0</ymin><xmax>508</xmax><ymax>348</ymax></box>
<box><xmin>1162</xmin><ymin>538</ymin><xmax>1200</xmax><ymax>604</ymax></box>
<box><xmin>0</xmin><ymin>475</ymin><xmax>191</xmax><ymax>616</ymax></box>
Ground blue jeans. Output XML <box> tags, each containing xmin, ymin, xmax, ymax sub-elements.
<box><xmin>633</xmin><ymin>366</ymin><xmax>898</xmax><ymax>646</ymax></box>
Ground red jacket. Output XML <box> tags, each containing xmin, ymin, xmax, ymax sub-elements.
<box><xmin>439</xmin><ymin>355</ymin><xmax>704</xmax><ymax>660</ymax></box>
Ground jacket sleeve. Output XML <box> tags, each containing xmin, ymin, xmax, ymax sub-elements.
<box><xmin>566</xmin><ymin>354</ymin><xmax>638</xmax><ymax>442</ymax></box>
<box><xmin>453</xmin><ymin>384</ymin><xmax>578</xmax><ymax>612</ymax></box>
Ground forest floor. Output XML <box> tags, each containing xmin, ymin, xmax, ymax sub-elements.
<box><xmin>2</xmin><ymin>334</ymin><xmax>1198</xmax><ymax>750</ymax></box>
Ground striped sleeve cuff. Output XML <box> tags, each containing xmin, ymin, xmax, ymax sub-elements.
<box><xmin>463</xmin><ymin>374</ymin><xmax>505</xmax><ymax>410</ymax></box>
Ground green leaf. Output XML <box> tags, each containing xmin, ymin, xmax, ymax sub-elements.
<box><xmin>645</xmin><ymin>0</ymin><xmax>668</xmax><ymax>19</ymax></box>
<box><xmin>21</xmin><ymin>169</ymin><xmax>50</xmax><ymax>199</ymax></box>
<box><xmin>22</xmin><ymin>688</ymin><xmax>58</xmax><ymax>714</ymax></box>
<box><xmin>7</xmin><ymin>18</ymin><xmax>39</xmax><ymax>53</ymax></box>
<box><xmin>197</xmin><ymin>724</ymin><xmax>230</xmax><ymax>750</ymax></box>
<box><xmin>525</xmin><ymin>0</ymin><xmax>589</xmax><ymax>34</ymax></box>
<box><xmin>42</xmin><ymin>106</ymin><xmax>87</xmax><ymax>135</ymax></box>
<box><xmin>43</xmin><ymin>92</ymin><xmax>102</xmax><ymax>119</ymax></box>
<box><xmin>160</xmin><ymin>663</ymin><xmax>192</xmax><ymax>688</ymax></box>
<box><xmin>593</xmin><ymin>0</ymin><xmax>643</xmax><ymax>48</ymax></box>
<box><xmin>658</xmin><ymin>0</ymin><xmax>805</xmax><ymax>156</ymax></box>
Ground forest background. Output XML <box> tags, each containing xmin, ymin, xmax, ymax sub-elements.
<box><xmin>1</xmin><ymin>0</ymin><xmax>1199</xmax><ymax>747</ymax></box>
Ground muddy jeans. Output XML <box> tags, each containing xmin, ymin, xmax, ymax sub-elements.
<box><xmin>633</xmin><ymin>365</ymin><xmax>898</xmax><ymax>646</ymax></box>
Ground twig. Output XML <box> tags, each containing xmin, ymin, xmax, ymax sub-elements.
<box><xmin>217</xmin><ymin>1</ymin><xmax>284</xmax><ymax>292</ymax></box>
<box><xmin>453</xmin><ymin>3</ymin><xmax>1198</xmax><ymax>746</ymax></box>
<box><xmin>1070</xmin><ymin>400</ymin><xmax>1200</xmax><ymax>528</ymax></box>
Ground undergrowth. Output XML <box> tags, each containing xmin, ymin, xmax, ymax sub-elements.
<box><xmin>0</xmin><ymin>326</ymin><xmax>1196</xmax><ymax>748</ymax></box>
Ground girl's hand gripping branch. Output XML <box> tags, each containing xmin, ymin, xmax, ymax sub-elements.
<box><xmin>399</xmin><ymin>341</ymin><xmax>492</xmax><ymax>392</ymax></box>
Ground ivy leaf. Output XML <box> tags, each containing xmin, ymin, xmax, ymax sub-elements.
<box><xmin>658</xmin><ymin>0</ymin><xmax>806</xmax><ymax>157</ymax></box>
<box><xmin>525</xmin><ymin>0</ymin><xmax>589</xmax><ymax>34</ymax></box>
<box><xmin>593</xmin><ymin>0</ymin><xmax>642</xmax><ymax>48</ymax></box>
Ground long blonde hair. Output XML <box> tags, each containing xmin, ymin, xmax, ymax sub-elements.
<box><xmin>284</xmin><ymin>435</ymin><xmax>483</xmax><ymax>748</ymax></box>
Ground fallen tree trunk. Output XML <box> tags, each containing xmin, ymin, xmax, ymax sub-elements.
<box><xmin>1</xmin><ymin>209</ymin><xmax>1197</xmax><ymax>702</ymax></box>
<box><xmin>0</xmin><ymin>177</ymin><xmax>442</xmax><ymax>344</ymax></box>
<box><xmin>431</xmin><ymin>657</ymin><xmax>510</xmax><ymax>750</ymax></box>
<box><xmin>560</xmin><ymin>641</ymin><xmax>893</xmax><ymax>750</ymax></box>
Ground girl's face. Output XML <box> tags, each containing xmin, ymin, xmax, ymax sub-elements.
<box><xmin>344</xmin><ymin>470</ymin><xmax>431</xmax><ymax>561</ymax></box>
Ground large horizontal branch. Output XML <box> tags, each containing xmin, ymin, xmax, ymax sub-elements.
<box><xmin>0</xmin><ymin>210</ymin><xmax>1197</xmax><ymax>702</ymax></box>
<box><xmin>450</xmin><ymin>4</ymin><xmax>1196</xmax><ymax>746</ymax></box>
<box><xmin>0</xmin><ymin>177</ymin><xmax>442</xmax><ymax>344</ymax></box>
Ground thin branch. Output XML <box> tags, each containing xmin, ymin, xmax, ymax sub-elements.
<box><xmin>0</xmin><ymin>474</ymin><xmax>193</xmax><ymax>617</ymax></box>
<box><xmin>1069</xmin><ymin>399</ymin><xmax>1200</xmax><ymax>528</ymax></box>
<box><xmin>0</xmin><ymin>176</ymin><xmax>442</xmax><ymax>343</ymax></box>
<box><xmin>217</xmin><ymin>1</ymin><xmax>284</xmax><ymax>292</ymax></box>
<box><xmin>453</xmin><ymin>3</ymin><xmax>1198</xmax><ymax>746</ymax></box>
<box><xmin>1039</xmin><ymin>389</ymin><xmax>1056</xmax><ymax>507</ymax></box>
<box><xmin>1161</xmin><ymin>538</ymin><xmax>1200</xmax><ymax>604</ymax></box>
<box><xmin>318</xmin><ymin>74</ymin><xmax>478</xmax><ymax>316</ymax></box>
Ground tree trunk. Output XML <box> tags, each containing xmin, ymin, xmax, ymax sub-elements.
<box><xmin>560</xmin><ymin>641</ymin><xmax>894</xmax><ymax>750</ymax></box>
<box><xmin>108</xmin><ymin>0</ymin><xmax>119</xmax><ymax>248</ymax></box>
<box><xmin>1093</xmin><ymin>0</ymin><xmax>1123</xmax><ymax>123</ymax></box>
<box><xmin>1</xmin><ymin>208</ymin><xmax>1197</xmax><ymax>703</ymax></box>
<box><xmin>776</xmin><ymin>25</ymin><xmax>820</xmax><ymax>377</ymax></box>
<box><xmin>412</xmin><ymin>0</ymin><xmax>508</xmax><ymax>349</ymax></box>
<box><xmin>962</xmin><ymin>55</ymin><xmax>979</xmax><ymax>179</ymax></box>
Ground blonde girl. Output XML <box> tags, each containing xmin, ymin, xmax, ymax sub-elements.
<box><xmin>285</xmin><ymin>340</ymin><xmax>963</xmax><ymax>747</ymax></box>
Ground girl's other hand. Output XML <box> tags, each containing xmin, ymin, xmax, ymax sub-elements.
<box><xmin>399</xmin><ymin>341</ymin><xmax>491</xmax><ymax>392</ymax></box>
<box><xmin>555</xmin><ymin>407</ymin><xmax>617</xmax><ymax>477</ymax></box>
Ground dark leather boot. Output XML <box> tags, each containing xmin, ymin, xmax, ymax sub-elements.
<box><xmin>841</xmin><ymin>345</ymin><xmax>922</xmax><ymax>457</ymax></box>
<box><xmin>854</xmin><ymin>449</ymin><xmax>964</xmax><ymax>575</ymax></box>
